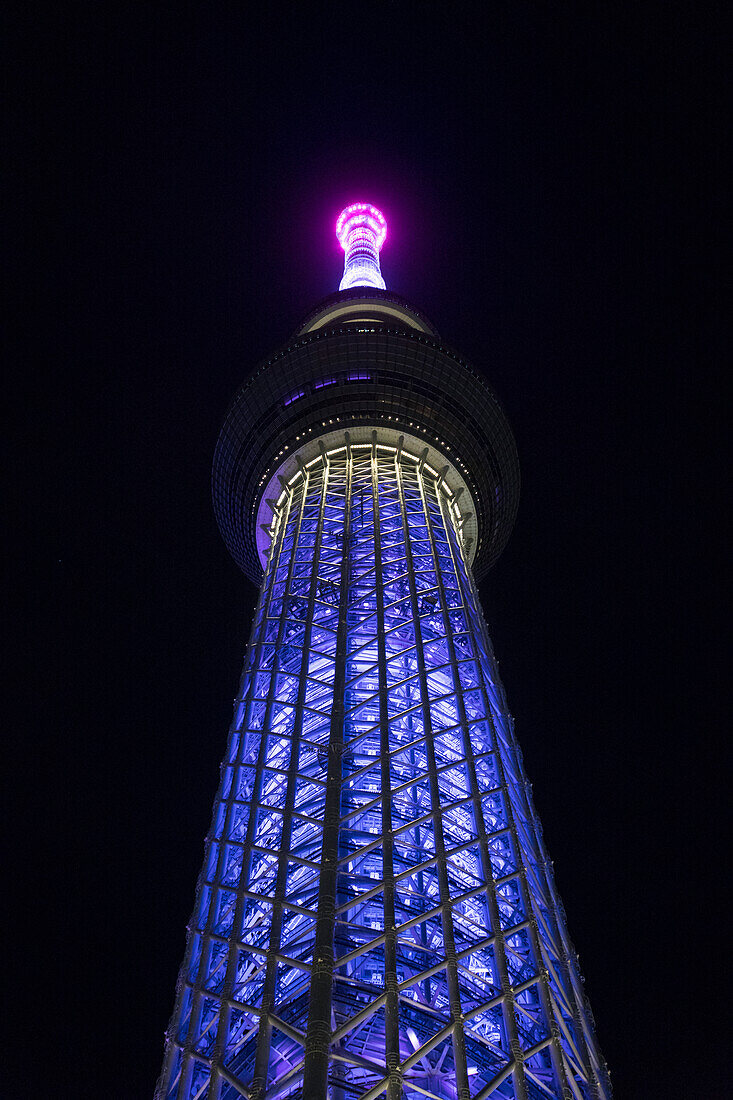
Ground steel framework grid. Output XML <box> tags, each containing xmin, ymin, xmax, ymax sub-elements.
<box><xmin>156</xmin><ymin>436</ymin><xmax>611</xmax><ymax>1100</ymax></box>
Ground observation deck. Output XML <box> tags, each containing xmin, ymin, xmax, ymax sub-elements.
<box><xmin>212</xmin><ymin>287</ymin><xmax>519</xmax><ymax>584</ymax></box>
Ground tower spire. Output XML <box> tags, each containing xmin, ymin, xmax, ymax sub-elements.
<box><xmin>336</xmin><ymin>201</ymin><xmax>387</xmax><ymax>291</ymax></box>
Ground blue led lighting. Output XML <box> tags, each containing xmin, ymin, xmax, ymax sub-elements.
<box><xmin>157</xmin><ymin>444</ymin><xmax>610</xmax><ymax>1100</ymax></box>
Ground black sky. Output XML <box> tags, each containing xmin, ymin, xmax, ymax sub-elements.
<box><xmin>8</xmin><ymin>4</ymin><xmax>727</xmax><ymax>1098</ymax></box>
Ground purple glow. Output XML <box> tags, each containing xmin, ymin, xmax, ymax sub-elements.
<box><xmin>158</xmin><ymin>445</ymin><xmax>610</xmax><ymax>1100</ymax></box>
<box><xmin>336</xmin><ymin>202</ymin><xmax>388</xmax><ymax>292</ymax></box>
<box><xmin>336</xmin><ymin>202</ymin><xmax>387</xmax><ymax>250</ymax></box>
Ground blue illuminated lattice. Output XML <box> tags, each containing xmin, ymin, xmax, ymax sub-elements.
<box><xmin>157</xmin><ymin>442</ymin><xmax>610</xmax><ymax>1100</ymax></box>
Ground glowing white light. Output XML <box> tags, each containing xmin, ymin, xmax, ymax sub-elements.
<box><xmin>335</xmin><ymin>202</ymin><xmax>388</xmax><ymax>291</ymax></box>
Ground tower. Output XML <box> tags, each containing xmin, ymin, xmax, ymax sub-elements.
<box><xmin>157</xmin><ymin>203</ymin><xmax>611</xmax><ymax>1100</ymax></box>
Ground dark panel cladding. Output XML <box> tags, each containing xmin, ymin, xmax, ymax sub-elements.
<box><xmin>212</xmin><ymin>323</ymin><xmax>519</xmax><ymax>583</ymax></box>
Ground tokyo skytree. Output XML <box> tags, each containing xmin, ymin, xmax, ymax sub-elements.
<box><xmin>156</xmin><ymin>202</ymin><xmax>611</xmax><ymax>1100</ymax></box>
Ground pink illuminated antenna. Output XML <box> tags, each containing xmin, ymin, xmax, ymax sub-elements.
<box><xmin>335</xmin><ymin>202</ymin><xmax>387</xmax><ymax>291</ymax></box>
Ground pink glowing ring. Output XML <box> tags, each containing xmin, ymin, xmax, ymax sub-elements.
<box><xmin>336</xmin><ymin>203</ymin><xmax>387</xmax><ymax>251</ymax></box>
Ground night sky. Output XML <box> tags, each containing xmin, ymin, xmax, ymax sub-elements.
<box><xmin>10</xmin><ymin>5</ymin><xmax>726</xmax><ymax>1098</ymax></box>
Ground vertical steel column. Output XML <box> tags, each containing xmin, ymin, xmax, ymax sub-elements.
<box><xmin>302</xmin><ymin>444</ymin><xmax>353</xmax><ymax>1099</ymax></box>
<box><xmin>394</xmin><ymin>454</ymin><xmax>472</xmax><ymax>1100</ymax></box>
<box><xmin>474</xmin><ymin>619</ymin><xmax>606</xmax><ymax>1097</ymax></box>
<box><xmin>420</xmin><ymin>471</ymin><xmax>530</xmax><ymax>1100</ymax></box>
<box><xmin>370</xmin><ymin>436</ymin><xmax>402</xmax><ymax>1100</ymax></box>
<box><xmin>211</xmin><ymin>478</ymin><xmax>306</xmax><ymax>1100</ymax></box>
<box><xmin>438</xmin><ymin>490</ymin><xmax>573</xmax><ymax>1098</ymax></box>
<box><xmin>249</xmin><ymin>460</ymin><xmax>330</xmax><ymax>1098</ymax></box>
<box><xmin>495</xmin><ymin>696</ymin><xmax>602</xmax><ymax>1093</ymax></box>
<box><xmin>160</xmin><ymin>483</ymin><xmax>296</xmax><ymax>1100</ymax></box>
<box><xmin>468</xmin><ymin>609</ymin><xmax>603</xmax><ymax>1098</ymax></box>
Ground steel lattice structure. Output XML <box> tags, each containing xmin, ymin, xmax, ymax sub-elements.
<box><xmin>157</xmin><ymin>205</ymin><xmax>610</xmax><ymax>1100</ymax></box>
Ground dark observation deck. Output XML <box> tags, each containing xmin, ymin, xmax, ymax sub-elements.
<box><xmin>212</xmin><ymin>289</ymin><xmax>519</xmax><ymax>584</ymax></box>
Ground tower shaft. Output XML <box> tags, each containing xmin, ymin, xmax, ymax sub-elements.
<box><xmin>157</xmin><ymin>439</ymin><xmax>610</xmax><ymax>1100</ymax></box>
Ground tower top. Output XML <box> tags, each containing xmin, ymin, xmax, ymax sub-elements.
<box><xmin>336</xmin><ymin>202</ymin><xmax>387</xmax><ymax>292</ymax></box>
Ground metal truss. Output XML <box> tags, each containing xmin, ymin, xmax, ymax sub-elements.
<box><xmin>157</xmin><ymin>437</ymin><xmax>611</xmax><ymax>1100</ymax></box>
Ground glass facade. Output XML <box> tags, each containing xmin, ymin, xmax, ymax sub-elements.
<box><xmin>157</xmin><ymin>440</ymin><xmax>610</xmax><ymax>1100</ymax></box>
